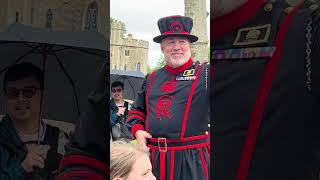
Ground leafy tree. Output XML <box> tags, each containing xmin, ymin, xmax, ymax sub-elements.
<box><xmin>154</xmin><ymin>55</ymin><xmax>166</xmax><ymax>70</ymax></box>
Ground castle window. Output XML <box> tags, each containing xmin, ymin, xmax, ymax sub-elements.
<box><xmin>85</xmin><ymin>1</ymin><xmax>98</xmax><ymax>31</ymax></box>
<box><xmin>45</xmin><ymin>9</ymin><xmax>53</xmax><ymax>28</ymax></box>
<box><xmin>136</xmin><ymin>62</ymin><xmax>141</xmax><ymax>72</ymax></box>
<box><xmin>124</xmin><ymin>64</ymin><xmax>127</xmax><ymax>70</ymax></box>
<box><xmin>125</xmin><ymin>49</ymin><xmax>129</xmax><ymax>56</ymax></box>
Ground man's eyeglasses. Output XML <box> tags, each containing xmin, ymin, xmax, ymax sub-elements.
<box><xmin>4</xmin><ymin>87</ymin><xmax>41</xmax><ymax>99</ymax></box>
<box><xmin>111</xmin><ymin>88</ymin><xmax>123</xmax><ymax>93</ymax></box>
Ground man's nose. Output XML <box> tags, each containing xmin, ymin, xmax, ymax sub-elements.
<box><xmin>173</xmin><ymin>42</ymin><xmax>181</xmax><ymax>50</ymax></box>
<box><xmin>17</xmin><ymin>91</ymin><xmax>26</xmax><ymax>101</ymax></box>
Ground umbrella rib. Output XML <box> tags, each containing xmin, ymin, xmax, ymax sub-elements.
<box><xmin>124</xmin><ymin>76</ymin><xmax>137</xmax><ymax>100</ymax></box>
<box><xmin>52</xmin><ymin>53</ymin><xmax>80</xmax><ymax>116</ymax></box>
<box><xmin>65</xmin><ymin>47</ymin><xmax>108</xmax><ymax>58</ymax></box>
<box><xmin>23</xmin><ymin>42</ymin><xmax>43</xmax><ymax>54</ymax></box>
<box><xmin>0</xmin><ymin>45</ymin><xmax>41</xmax><ymax>75</ymax></box>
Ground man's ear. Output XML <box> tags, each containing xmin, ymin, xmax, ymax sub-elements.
<box><xmin>160</xmin><ymin>43</ymin><xmax>164</xmax><ymax>53</ymax></box>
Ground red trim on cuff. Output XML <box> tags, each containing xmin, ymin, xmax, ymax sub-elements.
<box><xmin>127</xmin><ymin>115</ymin><xmax>146</xmax><ymax>122</ymax></box>
<box><xmin>57</xmin><ymin>170</ymin><xmax>104</xmax><ymax>180</ymax></box>
<box><xmin>131</xmin><ymin>124</ymin><xmax>145</xmax><ymax>137</ymax></box>
<box><xmin>128</xmin><ymin>110</ymin><xmax>146</xmax><ymax>118</ymax></box>
<box><xmin>59</xmin><ymin>155</ymin><xmax>108</xmax><ymax>173</ymax></box>
<box><xmin>165</xmin><ymin>58</ymin><xmax>193</xmax><ymax>74</ymax></box>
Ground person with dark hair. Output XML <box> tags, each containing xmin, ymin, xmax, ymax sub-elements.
<box><xmin>110</xmin><ymin>81</ymin><xmax>133</xmax><ymax>141</ymax></box>
<box><xmin>0</xmin><ymin>62</ymin><xmax>68</xmax><ymax>179</ymax></box>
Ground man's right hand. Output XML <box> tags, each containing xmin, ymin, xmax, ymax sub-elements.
<box><xmin>21</xmin><ymin>144</ymin><xmax>51</xmax><ymax>173</ymax></box>
<box><xmin>135</xmin><ymin>130</ymin><xmax>152</xmax><ymax>151</ymax></box>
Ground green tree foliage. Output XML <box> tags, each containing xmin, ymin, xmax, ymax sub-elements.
<box><xmin>154</xmin><ymin>55</ymin><xmax>166</xmax><ymax>70</ymax></box>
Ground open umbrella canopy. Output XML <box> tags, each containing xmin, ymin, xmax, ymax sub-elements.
<box><xmin>110</xmin><ymin>69</ymin><xmax>145</xmax><ymax>101</ymax></box>
<box><xmin>0</xmin><ymin>23</ymin><xmax>108</xmax><ymax>123</ymax></box>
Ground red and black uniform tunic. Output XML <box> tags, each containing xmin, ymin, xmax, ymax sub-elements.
<box><xmin>212</xmin><ymin>0</ymin><xmax>320</xmax><ymax>179</ymax></box>
<box><xmin>127</xmin><ymin>58</ymin><xmax>210</xmax><ymax>180</ymax></box>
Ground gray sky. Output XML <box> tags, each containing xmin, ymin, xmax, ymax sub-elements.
<box><xmin>111</xmin><ymin>0</ymin><xmax>210</xmax><ymax>68</ymax></box>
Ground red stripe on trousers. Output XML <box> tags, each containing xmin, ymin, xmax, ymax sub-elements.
<box><xmin>180</xmin><ymin>64</ymin><xmax>203</xmax><ymax>138</ymax></box>
<box><xmin>160</xmin><ymin>152</ymin><xmax>166</xmax><ymax>180</ymax></box>
<box><xmin>200</xmin><ymin>147</ymin><xmax>209</xmax><ymax>180</ymax></box>
<box><xmin>151</xmin><ymin>149</ymin><xmax>155</xmax><ymax>175</ymax></box>
<box><xmin>236</xmin><ymin>1</ymin><xmax>305</xmax><ymax>180</ymax></box>
<box><xmin>170</xmin><ymin>151</ymin><xmax>175</xmax><ymax>180</ymax></box>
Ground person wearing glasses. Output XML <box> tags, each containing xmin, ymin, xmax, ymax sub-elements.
<box><xmin>0</xmin><ymin>62</ymin><xmax>68</xmax><ymax>179</ymax></box>
<box><xmin>110</xmin><ymin>81</ymin><xmax>133</xmax><ymax>141</ymax></box>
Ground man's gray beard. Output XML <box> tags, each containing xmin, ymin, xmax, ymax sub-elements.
<box><xmin>212</xmin><ymin>0</ymin><xmax>248</xmax><ymax>18</ymax></box>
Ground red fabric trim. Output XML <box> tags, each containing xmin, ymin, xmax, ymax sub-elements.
<box><xmin>57</xmin><ymin>170</ymin><xmax>104</xmax><ymax>180</ymax></box>
<box><xmin>180</xmin><ymin>64</ymin><xmax>203</xmax><ymax>138</ymax></box>
<box><xmin>148</xmin><ymin>142</ymin><xmax>210</xmax><ymax>151</ymax></box>
<box><xmin>212</xmin><ymin>0</ymin><xmax>265</xmax><ymax>39</ymax></box>
<box><xmin>131</xmin><ymin>124</ymin><xmax>145</xmax><ymax>137</ymax></box>
<box><xmin>149</xmin><ymin>134</ymin><xmax>209</xmax><ymax>143</ymax></box>
<box><xmin>128</xmin><ymin>110</ymin><xmax>146</xmax><ymax>118</ymax></box>
<box><xmin>145</xmin><ymin>72</ymin><xmax>155</xmax><ymax>132</ymax></box>
<box><xmin>200</xmin><ymin>147</ymin><xmax>209</xmax><ymax>180</ymax></box>
<box><xmin>160</xmin><ymin>152</ymin><xmax>166</xmax><ymax>180</ymax></box>
<box><xmin>170</xmin><ymin>151</ymin><xmax>175</xmax><ymax>180</ymax></box>
<box><xmin>163</xmin><ymin>31</ymin><xmax>189</xmax><ymax>35</ymax></box>
<box><xmin>165</xmin><ymin>58</ymin><xmax>193</xmax><ymax>75</ymax></box>
<box><xmin>59</xmin><ymin>155</ymin><xmax>108</xmax><ymax>173</ymax></box>
<box><xmin>151</xmin><ymin>149</ymin><xmax>155</xmax><ymax>175</ymax></box>
<box><xmin>236</xmin><ymin>1</ymin><xmax>304</xmax><ymax>180</ymax></box>
<box><xmin>127</xmin><ymin>115</ymin><xmax>146</xmax><ymax>122</ymax></box>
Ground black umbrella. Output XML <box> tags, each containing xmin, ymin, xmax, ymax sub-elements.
<box><xmin>0</xmin><ymin>23</ymin><xmax>108</xmax><ymax>124</ymax></box>
<box><xmin>110</xmin><ymin>69</ymin><xmax>145</xmax><ymax>101</ymax></box>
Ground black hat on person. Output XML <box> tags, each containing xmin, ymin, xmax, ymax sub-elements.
<box><xmin>153</xmin><ymin>15</ymin><xmax>198</xmax><ymax>43</ymax></box>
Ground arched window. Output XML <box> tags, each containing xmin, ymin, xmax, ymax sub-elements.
<box><xmin>85</xmin><ymin>1</ymin><xmax>98</xmax><ymax>30</ymax></box>
<box><xmin>137</xmin><ymin>62</ymin><xmax>141</xmax><ymax>71</ymax></box>
<box><xmin>46</xmin><ymin>9</ymin><xmax>53</xmax><ymax>28</ymax></box>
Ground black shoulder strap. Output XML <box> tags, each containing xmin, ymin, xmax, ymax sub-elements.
<box><xmin>124</xmin><ymin>101</ymin><xmax>129</xmax><ymax>117</ymax></box>
<box><xmin>44</xmin><ymin>124</ymin><xmax>60</xmax><ymax>151</ymax></box>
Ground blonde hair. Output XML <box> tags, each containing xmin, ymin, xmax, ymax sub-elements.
<box><xmin>110</xmin><ymin>141</ymin><xmax>149</xmax><ymax>179</ymax></box>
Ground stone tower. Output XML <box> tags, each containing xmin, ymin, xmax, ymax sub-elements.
<box><xmin>110</xmin><ymin>19</ymin><xmax>149</xmax><ymax>74</ymax></box>
<box><xmin>185</xmin><ymin>0</ymin><xmax>208</xmax><ymax>63</ymax></box>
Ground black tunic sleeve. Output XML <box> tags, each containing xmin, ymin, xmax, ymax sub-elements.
<box><xmin>126</xmin><ymin>74</ymin><xmax>149</xmax><ymax>137</ymax></box>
